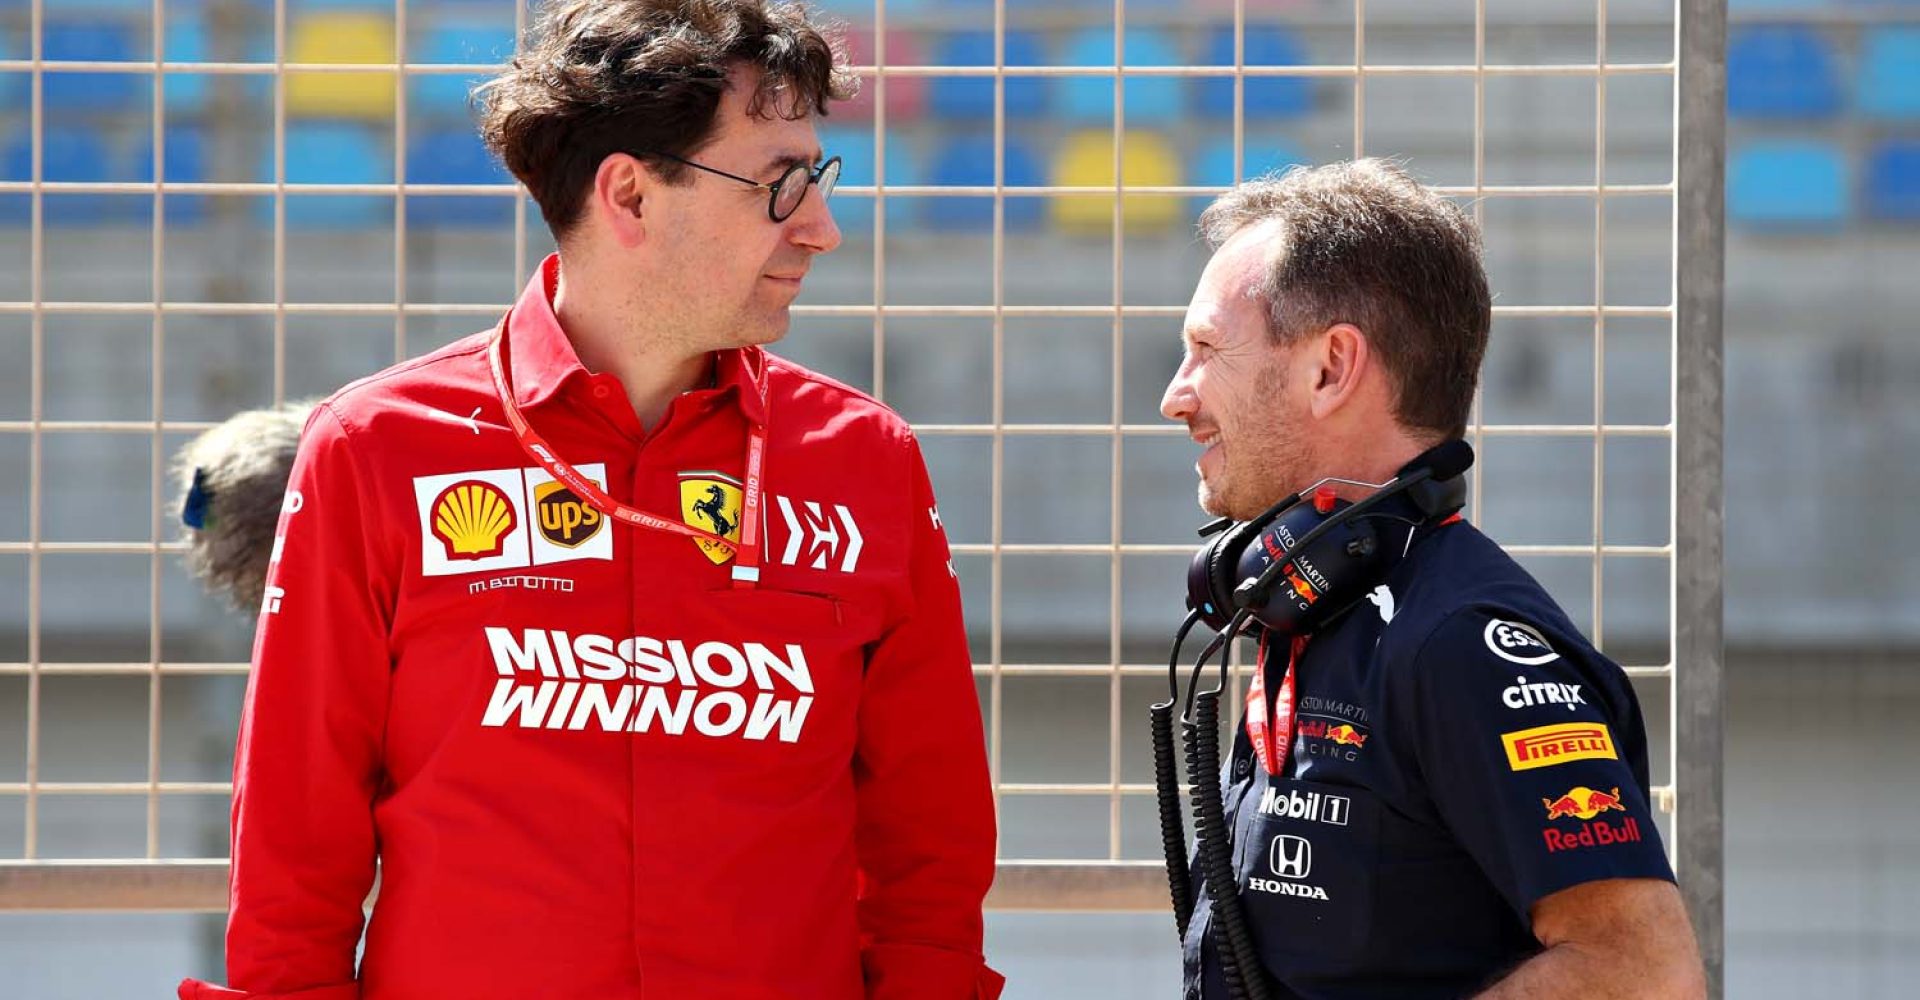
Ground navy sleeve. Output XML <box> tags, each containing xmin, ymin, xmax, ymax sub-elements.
<box><xmin>1403</xmin><ymin>607</ymin><xmax>1675</xmax><ymax>920</ymax></box>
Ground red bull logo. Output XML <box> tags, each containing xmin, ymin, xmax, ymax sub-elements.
<box><xmin>1541</xmin><ymin>815</ymin><xmax>1643</xmax><ymax>854</ymax></box>
<box><xmin>1326</xmin><ymin>724</ymin><xmax>1369</xmax><ymax>747</ymax></box>
<box><xmin>1542</xmin><ymin>786</ymin><xmax>1627</xmax><ymax>821</ymax></box>
<box><xmin>1282</xmin><ymin>563</ymin><xmax>1319</xmax><ymax>604</ymax></box>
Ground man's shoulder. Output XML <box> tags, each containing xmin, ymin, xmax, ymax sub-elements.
<box><xmin>1380</xmin><ymin>524</ymin><xmax>1592</xmax><ymax>665</ymax></box>
<box><xmin>764</xmin><ymin>351</ymin><xmax>914</xmax><ymax>450</ymax></box>
<box><xmin>320</xmin><ymin>331</ymin><xmax>495</xmax><ymax>434</ymax></box>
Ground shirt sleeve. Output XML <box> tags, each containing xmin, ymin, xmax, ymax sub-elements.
<box><xmin>854</xmin><ymin>431</ymin><xmax>1004</xmax><ymax>1000</ymax></box>
<box><xmin>1402</xmin><ymin>606</ymin><xmax>1675</xmax><ymax>921</ymax></box>
<box><xmin>188</xmin><ymin>403</ymin><xmax>396</xmax><ymax>1000</ymax></box>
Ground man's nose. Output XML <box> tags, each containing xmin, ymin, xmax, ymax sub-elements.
<box><xmin>788</xmin><ymin>184</ymin><xmax>842</xmax><ymax>254</ymax></box>
<box><xmin>1161</xmin><ymin>359</ymin><xmax>1198</xmax><ymax>422</ymax></box>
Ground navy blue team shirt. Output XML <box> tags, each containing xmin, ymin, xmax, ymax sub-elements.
<box><xmin>1181</xmin><ymin>519</ymin><xmax>1675</xmax><ymax>1000</ymax></box>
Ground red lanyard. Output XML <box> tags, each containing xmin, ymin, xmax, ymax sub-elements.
<box><xmin>488</xmin><ymin>321</ymin><xmax>769</xmax><ymax>589</ymax></box>
<box><xmin>1245</xmin><ymin>632</ymin><xmax>1309</xmax><ymax>776</ymax></box>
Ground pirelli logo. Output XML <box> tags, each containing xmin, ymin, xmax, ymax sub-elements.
<box><xmin>1501</xmin><ymin>722</ymin><xmax>1618</xmax><ymax>772</ymax></box>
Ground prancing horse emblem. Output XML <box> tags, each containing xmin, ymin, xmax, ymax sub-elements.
<box><xmin>678</xmin><ymin>473</ymin><xmax>744</xmax><ymax>565</ymax></box>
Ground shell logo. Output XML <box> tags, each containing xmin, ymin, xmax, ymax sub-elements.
<box><xmin>430</xmin><ymin>480</ymin><xmax>517</xmax><ymax>560</ymax></box>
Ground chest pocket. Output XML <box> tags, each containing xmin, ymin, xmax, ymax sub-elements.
<box><xmin>669</xmin><ymin>587</ymin><xmax>878</xmax><ymax>759</ymax></box>
<box><xmin>1230</xmin><ymin>776</ymin><xmax>1382</xmax><ymax>972</ymax></box>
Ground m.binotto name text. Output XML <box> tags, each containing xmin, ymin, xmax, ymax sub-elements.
<box><xmin>480</xmin><ymin>627</ymin><xmax>814</xmax><ymax>743</ymax></box>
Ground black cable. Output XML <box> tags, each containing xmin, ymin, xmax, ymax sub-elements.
<box><xmin>1153</xmin><ymin>610</ymin><xmax>1205</xmax><ymax>941</ymax></box>
<box><xmin>1183</xmin><ymin>611</ymin><xmax>1272</xmax><ymax>1000</ymax></box>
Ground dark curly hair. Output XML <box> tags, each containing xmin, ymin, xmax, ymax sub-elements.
<box><xmin>1198</xmin><ymin>159</ymin><xmax>1492</xmax><ymax>441</ymax></box>
<box><xmin>476</xmin><ymin>0</ymin><xmax>856</xmax><ymax>239</ymax></box>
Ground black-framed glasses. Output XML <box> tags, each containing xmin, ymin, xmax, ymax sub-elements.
<box><xmin>641</xmin><ymin>150</ymin><xmax>842</xmax><ymax>222</ymax></box>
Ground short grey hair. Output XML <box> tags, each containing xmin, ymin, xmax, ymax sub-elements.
<box><xmin>1198</xmin><ymin>158</ymin><xmax>1491</xmax><ymax>440</ymax></box>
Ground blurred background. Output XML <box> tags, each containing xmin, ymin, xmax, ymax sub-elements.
<box><xmin>0</xmin><ymin>0</ymin><xmax>1914</xmax><ymax>996</ymax></box>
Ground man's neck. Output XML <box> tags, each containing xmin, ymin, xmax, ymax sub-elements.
<box><xmin>1310</xmin><ymin>430</ymin><xmax>1430</xmax><ymax>502</ymax></box>
<box><xmin>552</xmin><ymin>256</ymin><xmax>716</xmax><ymax>432</ymax></box>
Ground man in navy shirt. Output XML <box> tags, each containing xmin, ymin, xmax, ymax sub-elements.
<box><xmin>1160</xmin><ymin>160</ymin><xmax>1705</xmax><ymax>999</ymax></box>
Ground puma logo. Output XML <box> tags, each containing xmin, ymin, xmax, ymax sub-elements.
<box><xmin>1366</xmin><ymin>585</ymin><xmax>1396</xmax><ymax>623</ymax></box>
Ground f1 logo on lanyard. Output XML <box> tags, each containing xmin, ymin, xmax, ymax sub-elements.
<box><xmin>487</xmin><ymin>319</ymin><xmax>770</xmax><ymax>589</ymax></box>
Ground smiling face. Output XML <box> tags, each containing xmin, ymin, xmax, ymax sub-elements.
<box><xmin>1160</xmin><ymin>220</ymin><xmax>1314</xmax><ymax>520</ymax></box>
<box><xmin>635</xmin><ymin>66</ymin><xmax>842</xmax><ymax>352</ymax></box>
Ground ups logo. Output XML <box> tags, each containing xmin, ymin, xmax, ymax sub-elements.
<box><xmin>533</xmin><ymin>480</ymin><xmax>604</xmax><ymax>548</ymax></box>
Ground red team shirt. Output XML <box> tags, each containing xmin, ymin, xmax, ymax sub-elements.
<box><xmin>180</xmin><ymin>255</ymin><xmax>1003</xmax><ymax>1000</ymax></box>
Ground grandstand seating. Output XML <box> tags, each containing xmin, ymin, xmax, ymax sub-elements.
<box><xmin>43</xmin><ymin>21</ymin><xmax>144</xmax><ymax>112</ymax></box>
<box><xmin>286</xmin><ymin>12</ymin><xmax>398</xmax><ymax>119</ymax></box>
<box><xmin>409</xmin><ymin>18</ymin><xmax>515</xmax><ymax>120</ymax></box>
<box><xmin>1048</xmin><ymin>129</ymin><xmax>1182</xmax><ymax>233</ymax></box>
<box><xmin>1056</xmin><ymin>28</ymin><xmax>1184</xmax><ymax>124</ymax></box>
<box><xmin>1864</xmin><ymin>140</ymin><xmax>1920</xmax><ymax>221</ymax></box>
<box><xmin>815</xmin><ymin>125</ymin><xmax>921</xmax><ymax>234</ymax></box>
<box><xmin>160</xmin><ymin>13</ymin><xmax>212</xmax><ymax>114</ymax></box>
<box><xmin>1196</xmin><ymin>25</ymin><xmax>1312</xmax><ymax>119</ymax></box>
<box><xmin>405</xmin><ymin>126</ymin><xmax>512</xmax><ymax>227</ymax></box>
<box><xmin>926</xmin><ymin>30</ymin><xmax>1047</xmax><ymax>120</ymax></box>
<box><xmin>1727</xmin><ymin>26</ymin><xmax>1843</xmax><ymax>119</ymax></box>
<box><xmin>1857</xmin><ymin>28</ymin><xmax>1920</xmax><ymax>121</ymax></box>
<box><xmin>1728</xmin><ymin>140</ymin><xmax>1847</xmax><ymax>227</ymax></box>
<box><xmin>267</xmin><ymin>121</ymin><xmax>390</xmax><ymax>226</ymax></box>
<box><xmin>926</xmin><ymin>133</ymin><xmax>1043</xmax><ymax>230</ymax></box>
<box><xmin>838</xmin><ymin>29</ymin><xmax>927</xmax><ymax>123</ymax></box>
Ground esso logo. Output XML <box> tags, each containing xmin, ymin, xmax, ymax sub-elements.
<box><xmin>1484</xmin><ymin>618</ymin><xmax>1559</xmax><ymax>665</ymax></box>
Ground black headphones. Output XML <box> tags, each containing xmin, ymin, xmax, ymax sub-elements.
<box><xmin>1184</xmin><ymin>439</ymin><xmax>1475</xmax><ymax>637</ymax></box>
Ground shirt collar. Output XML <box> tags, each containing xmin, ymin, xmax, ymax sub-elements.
<box><xmin>502</xmin><ymin>253</ymin><xmax>769</xmax><ymax>425</ymax></box>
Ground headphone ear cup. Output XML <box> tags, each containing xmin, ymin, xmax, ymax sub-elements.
<box><xmin>1208</xmin><ymin>520</ymin><xmax>1257</xmax><ymax>614</ymax></box>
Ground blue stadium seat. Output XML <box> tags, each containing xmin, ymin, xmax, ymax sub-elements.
<box><xmin>1727</xmin><ymin>140</ymin><xmax>1846</xmax><ymax>228</ymax></box>
<box><xmin>926</xmin><ymin>30</ymin><xmax>1047</xmax><ymax>120</ymax></box>
<box><xmin>43</xmin><ymin>0</ymin><xmax>152</xmax><ymax>9</ymax></box>
<box><xmin>411</xmin><ymin>18</ymin><xmax>516</xmax><ymax>120</ymax></box>
<box><xmin>136</xmin><ymin>127</ymin><xmax>211</xmax><ymax>222</ymax></box>
<box><xmin>925</xmin><ymin>134</ymin><xmax>1042</xmax><ymax>231</ymax></box>
<box><xmin>1057</xmin><ymin>28</ymin><xmax>1184</xmax><ymax>124</ymax></box>
<box><xmin>1864</xmin><ymin>140</ymin><xmax>1920</xmax><ymax>221</ymax></box>
<box><xmin>1197</xmin><ymin>26</ymin><xmax>1311</xmax><ymax>119</ymax></box>
<box><xmin>43</xmin><ymin>22</ymin><xmax>145</xmax><ymax>112</ymax></box>
<box><xmin>0</xmin><ymin>125</ymin><xmax>133</xmax><ymax>224</ymax></box>
<box><xmin>162</xmin><ymin>14</ymin><xmax>213</xmax><ymax>114</ymax></box>
<box><xmin>1193</xmin><ymin>137</ymin><xmax>1306</xmax><ymax>187</ymax></box>
<box><xmin>405</xmin><ymin>127</ymin><xmax>512</xmax><ymax>227</ymax></box>
<box><xmin>264</xmin><ymin>122</ymin><xmax>390</xmax><ymax>227</ymax></box>
<box><xmin>1857</xmin><ymin>28</ymin><xmax>1920</xmax><ymax>121</ymax></box>
<box><xmin>1726</xmin><ymin>26</ymin><xmax>1842</xmax><ymax>119</ymax></box>
<box><xmin>815</xmin><ymin>125</ymin><xmax>919</xmax><ymax>234</ymax></box>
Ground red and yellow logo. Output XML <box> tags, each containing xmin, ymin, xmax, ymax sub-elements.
<box><xmin>430</xmin><ymin>480</ymin><xmax>516</xmax><ymax>560</ymax></box>
<box><xmin>534</xmin><ymin>480</ymin><xmax>603</xmax><ymax>549</ymax></box>
<box><xmin>678</xmin><ymin>473</ymin><xmax>743</xmax><ymax>565</ymax></box>
<box><xmin>1542</xmin><ymin>786</ymin><xmax>1627</xmax><ymax>821</ymax></box>
<box><xmin>1501</xmin><ymin>722</ymin><xmax>1617</xmax><ymax>771</ymax></box>
<box><xmin>1325</xmin><ymin>724</ymin><xmax>1368</xmax><ymax>747</ymax></box>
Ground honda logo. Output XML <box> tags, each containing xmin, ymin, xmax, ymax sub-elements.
<box><xmin>1269</xmin><ymin>835</ymin><xmax>1312</xmax><ymax>880</ymax></box>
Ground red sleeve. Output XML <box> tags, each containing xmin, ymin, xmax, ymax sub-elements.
<box><xmin>195</xmin><ymin>403</ymin><xmax>395</xmax><ymax>999</ymax></box>
<box><xmin>855</xmin><ymin>432</ymin><xmax>1004</xmax><ymax>1000</ymax></box>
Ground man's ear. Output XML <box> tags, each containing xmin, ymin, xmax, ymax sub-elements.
<box><xmin>592</xmin><ymin>153</ymin><xmax>649</xmax><ymax>249</ymax></box>
<box><xmin>1307</xmin><ymin>322</ymin><xmax>1372</xmax><ymax>421</ymax></box>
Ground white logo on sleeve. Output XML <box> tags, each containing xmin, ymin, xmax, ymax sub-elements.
<box><xmin>1503</xmin><ymin>676</ymin><xmax>1586</xmax><ymax>711</ymax></box>
<box><xmin>1484</xmin><ymin>618</ymin><xmax>1560</xmax><ymax>665</ymax></box>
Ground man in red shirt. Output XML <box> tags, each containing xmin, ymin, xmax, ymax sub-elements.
<box><xmin>179</xmin><ymin>2</ymin><xmax>1002</xmax><ymax>997</ymax></box>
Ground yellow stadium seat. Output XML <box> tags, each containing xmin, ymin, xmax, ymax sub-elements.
<box><xmin>1048</xmin><ymin>130</ymin><xmax>1184</xmax><ymax>235</ymax></box>
<box><xmin>287</xmin><ymin>14</ymin><xmax>397</xmax><ymax>120</ymax></box>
